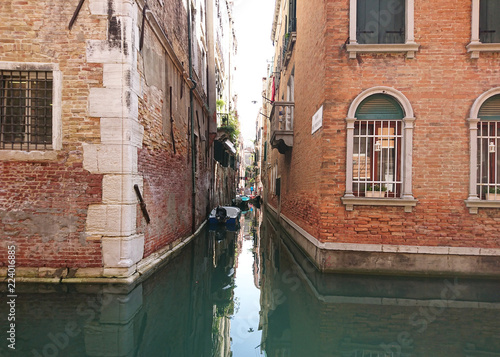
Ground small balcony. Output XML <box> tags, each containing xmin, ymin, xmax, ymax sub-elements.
<box><xmin>270</xmin><ymin>101</ymin><xmax>294</xmax><ymax>154</ymax></box>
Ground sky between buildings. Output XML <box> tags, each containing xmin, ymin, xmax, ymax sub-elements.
<box><xmin>232</xmin><ymin>0</ymin><xmax>275</xmax><ymax>147</ymax></box>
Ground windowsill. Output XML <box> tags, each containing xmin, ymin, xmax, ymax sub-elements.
<box><xmin>465</xmin><ymin>198</ymin><xmax>500</xmax><ymax>214</ymax></box>
<box><xmin>346</xmin><ymin>43</ymin><xmax>420</xmax><ymax>59</ymax></box>
<box><xmin>0</xmin><ymin>150</ymin><xmax>58</xmax><ymax>161</ymax></box>
<box><xmin>342</xmin><ymin>196</ymin><xmax>418</xmax><ymax>213</ymax></box>
<box><xmin>466</xmin><ymin>41</ymin><xmax>500</xmax><ymax>58</ymax></box>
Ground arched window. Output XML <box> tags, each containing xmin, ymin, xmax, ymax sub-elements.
<box><xmin>343</xmin><ymin>87</ymin><xmax>416</xmax><ymax>212</ymax></box>
<box><xmin>477</xmin><ymin>95</ymin><xmax>500</xmax><ymax>199</ymax></box>
<box><xmin>466</xmin><ymin>88</ymin><xmax>500</xmax><ymax>213</ymax></box>
<box><xmin>353</xmin><ymin>94</ymin><xmax>404</xmax><ymax>198</ymax></box>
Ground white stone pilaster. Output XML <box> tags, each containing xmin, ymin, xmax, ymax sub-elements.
<box><xmin>345</xmin><ymin>117</ymin><xmax>356</xmax><ymax>197</ymax></box>
<box><xmin>86</xmin><ymin>204</ymin><xmax>138</xmax><ymax>236</ymax></box>
<box><xmin>83</xmin><ymin>0</ymin><xmax>144</xmax><ymax>278</ymax></box>
<box><xmin>468</xmin><ymin>118</ymin><xmax>480</xmax><ymax>200</ymax></box>
<box><xmin>402</xmin><ymin>117</ymin><xmax>415</xmax><ymax>199</ymax></box>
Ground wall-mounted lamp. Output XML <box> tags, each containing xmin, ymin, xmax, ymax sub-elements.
<box><xmin>375</xmin><ymin>140</ymin><xmax>381</xmax><ymax>152</ymax></box>
<box><xmin>489</xmin><ymin>141</ymin><xmax>496</xmax><ymax>153</ymax></box>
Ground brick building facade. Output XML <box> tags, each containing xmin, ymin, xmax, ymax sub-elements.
<box><xmin>261</xmin><ymin>0</ymin><xmax>500</xmax><ymax>276</ymax></box>
<box><xmin>0</xmin><ymin>0</ymin><xmax>238</xmax><ymax>281</ymax></box>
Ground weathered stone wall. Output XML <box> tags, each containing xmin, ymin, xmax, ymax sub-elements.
<box><xmin>0</xmin><ymin>0</ymin><xmax>107</xmax><ymax>270</ymax></box>
<box><xmin>0</xmin><ymin>0</ymin><xmax>216</xmax><ymax>279</ymax></box>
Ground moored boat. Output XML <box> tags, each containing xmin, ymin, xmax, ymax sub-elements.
<box><xmin>208</xmin><ymin>206</ymin><xmax>241</xmax><ymax>229</ymax></box>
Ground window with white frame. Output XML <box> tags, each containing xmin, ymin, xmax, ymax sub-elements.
<box><xmin>467</xmin><ymin>0</ymin><xmax>500</xmax><ymax>58</ymax></box>
<box><xmin>347</xmin><ymin>0</ymin><xmax>419</xmax><ymax>59</ymax></box>
<box><xmin>476</xmin><ymin>95</ymin><xmax>500</xmax><ymax>200</ymax></box>
<box><xmin>352</xmin><ymin>94</ymin><xmax>403</xmax><ymax>198</ymax></box>
<box><xmin>342</xmin><ymin>87</ymin><xmax>417</xmax><ymax>212</ymax></box>
<box><xmin>465</xmin><ymin>88</ymin><xmax>500</xmax><ymax>213</ymax></box>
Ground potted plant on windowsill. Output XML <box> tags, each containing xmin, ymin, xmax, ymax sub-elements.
<box><xmin>486</xmin><ymin>187</ymin><xmax>500</xmax><ymax>201</ymax></box>
<box><xmin>365</xmin><ymin>184</ymin><xmax>387</xmax><ymax>198</ymax></box>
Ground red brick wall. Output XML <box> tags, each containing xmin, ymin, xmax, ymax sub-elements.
<box><xmin>137</xmin><ymin>12</ymin><xmax>212</xmax><ymax>258</ymax></box>
<box><xmin>271</xmin><ymin>0</ymin><xmax>500</xmax><ymax>248</ymax></box>
<box><xmin>0</xmin><ymin>159</ymin><xmax>103</xmax><ymax>268</ymax></box>
<box><xmin>138</xmin><ymin>148</ymin><xmax>193</xmax><ymax>257</ymax></box>
<box><xmin>267</xmin><ymin>0</ymin><xmax>327</xmax><ymax>239</ymax></box>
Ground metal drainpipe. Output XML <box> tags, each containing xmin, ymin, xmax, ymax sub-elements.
<box><xmin>188</xmin><ymin>3</ymin><xmax>197</xmax><ymax>233</ymax></box>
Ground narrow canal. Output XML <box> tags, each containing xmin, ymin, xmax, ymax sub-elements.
<box><xmin>2</xmin><ymin>206</ymin><xmax>500</xmax><ymax>356</ymax></box>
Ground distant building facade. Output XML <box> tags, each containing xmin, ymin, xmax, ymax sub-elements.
<box><xmin>0</xmin><ymin>0</ymin><xmax>237</xmax><ymax>281</ymax></box>
<box><xmin>261</xmin><ymin>0</ymin><xmax>500</xmax><ymax>276</ymax></box>
<box><xmin>212</xmin><ymin>0</ymin><xmax>239</xmax><ymax>206</ymax></box>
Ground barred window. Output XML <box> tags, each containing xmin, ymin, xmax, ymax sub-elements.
<box><xmin>0</xmin><ymin>70</ymin><xmax>53</xmax><ymax>150</ymax></box>
<box><xmin>477</xmin><ymin>95</ymin><xmax>500</xmax><ymax>200</ymax></box>
<box><xmin>352</xmin><ymin>94</ymin><xmax>403</xmax><ymax>198</ymax></box>
<box><xmin>343</xmin><ymin>88</ymin><xmax>416</xmax><ymax>212</ymax></box>
<box><xmin>353</xmin><ymin>119</ymin><xmax>403</xmax><ymax>197</ymax></box>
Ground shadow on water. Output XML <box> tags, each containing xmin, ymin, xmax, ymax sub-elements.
<box><xmin>1</xmin><ymin>206</ymin><xmax>500</xmax><ymax>357</ymax></box>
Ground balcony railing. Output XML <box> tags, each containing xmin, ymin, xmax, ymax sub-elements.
<box><xmin>217</xmin><ymin>112</ymin><xmax>230</xmax><ymax>127</ymax></box>
<box><xmin>270</xmin><ymin>101</ymin><xmax>294</xmax><ymax>154</ymax></box>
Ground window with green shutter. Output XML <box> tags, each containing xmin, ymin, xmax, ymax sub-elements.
<box><xmin>357</xmin><ymin>0</ymin><xmax>405</xmax><ymax>44</ymax></box>
<box><xmin>479</xmin><ymin>95</ymin><xmax>500</xmax><ymax>120</ymax></box>
<box><xmin>480</xmin><ymin>0</ymin><xmax>500</xmax><ymax>43</ymax></box>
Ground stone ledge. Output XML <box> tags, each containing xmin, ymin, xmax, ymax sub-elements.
<box><xmin>0</xmin><ymin>150</ymin><xmax>59</xmax><ymax>162</ymax></box>
<box><xmin>341</xmin><ymin>196</ymin><xmax>418</xmax><ymax>212</ymax></box>
<box><xmin>465</xmin><ymin>199</ymin><xmax>500</xmax><ymax>214</ymax></box>
<box><xmin>346</xmin><ymin>43</ymin><xmax>420</xmax><ymax>59</ymax></box>
<box><xmin>466</xmin><ymin>41</ymin><xmax>500</xmax><ymax>58</ymax></box>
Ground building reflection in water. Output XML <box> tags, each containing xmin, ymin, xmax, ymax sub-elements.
<box><xmin>259</xmin><ymin>212</ymin><xmax>500</xmax><ymax>357</ymax></box>
<box><xmin>1</xmin><ymin>225</ymin><xmax>238</xmax><ymax>357</ymax></box>
<box><xmin>2</xmin><ymin>207</ymin><xmax>500</xmax><ymax>357</ymax></box>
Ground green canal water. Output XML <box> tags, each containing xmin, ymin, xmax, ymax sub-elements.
<box><xmin>2</xmin><ymin>206</ymin><xmax>500</xmax><ymax>356</ymax></box>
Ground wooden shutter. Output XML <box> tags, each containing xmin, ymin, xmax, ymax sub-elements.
<box><xmin>357</xmin><ymin>0</ymin><xmax>405</xmax><ymax>44</ymax></box>
<box><xmin>480</xmin><ymin>0</ymin><xmax>500</xmax><ymax>43</ymax></box>
<box><xmin>357</xmin><ymin>0</ymin><xmax>379</xmax><ymax>44</ymax></box>
<box><xmin>214</xmin><ymin>140</ymin><xmax>224</xmax><ymax>164</ymax></box>
<box><xmin>289</xmin><ymin>0</ymin><xmax>297</xmax><ymax>32</ymax></box>
<box><xmin>380</xmin><ymin>0</ymin><xmax>405</xmax><ymax>44</ymax></box>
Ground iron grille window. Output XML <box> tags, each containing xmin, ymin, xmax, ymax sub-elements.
<box><xmin>0</xmin><ymin>70</ymin><xmax>53</xmax><ymax>150</ymax></box>
<box><xmin>352</xmin><ymin>94</ymin><xmax>404</xmax><ymax>198</ymax></box>
<box><xmin>353</xmin><ymin>119</ymin><xmax>402</xmax><ymax>197</ymax></box>
<box><xmin>480</xmin><ymin>0</ymin><xmax>500</xmax><ymax>43</ymax></box>
<box><xmin>357</xmin><ymin>0</ymin><xmax>405</xmax><ymax>44</ymax></box>
<box><xmin>477</xmin><ymin>95</ymin><xmax>500</xmax><ymax>199</ymax></box>
<box><xmin>477</xmin><ymin>121</ymin><xmax>499</xmax><ymax>199</ymax></box>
